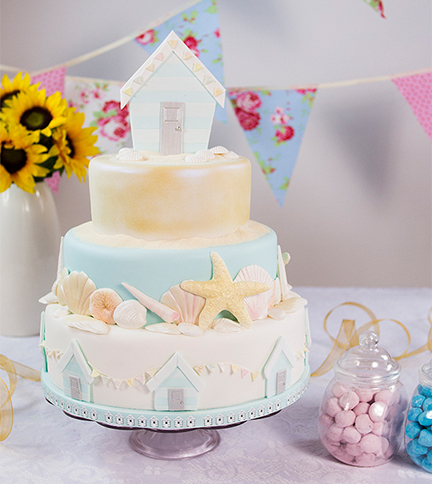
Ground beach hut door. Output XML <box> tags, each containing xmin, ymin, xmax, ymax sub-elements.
<box><xmin>276</xmin><ymin>370</ymin><xmax>287</xmax><ymax>394</ymax></box>
<box><xmin>160</xmin><ymin>102</ymin><xmax>184</xmax><ymax>155</ymax></box>
<box><xmin>168</xmin><ymin>388</ymin><xmax>185</xmax><ymax>410</ymax></box>
<box><xmin>69</xmin><ymin>375</ymin><xmax>82</xmax><ymax>400</ymax></box>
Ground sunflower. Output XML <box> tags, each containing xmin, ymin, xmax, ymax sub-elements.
<box><xmin>0</xmin><ymin>72</ymin><xmax>38</xmax><ymax>110</ymax></box>
<box><xmin>0</xmin><ymin>123</ymin><xmax>50</xmax><ymax>193</ymax></box>
<box><xmin>1</xmin><ymin>87</ymin><xmax>67</xmax><ymax>139</ymax></box>
<box><xmin>52</xmin><ymin>108</ymin><xmax>99</xmax><ymax>181</ymax></box>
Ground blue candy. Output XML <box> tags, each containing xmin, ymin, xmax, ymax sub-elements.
<box><xmin>410</xmin><ymin>453</ymin><xmax>425</xmax><ymax>467</ymax></box>
<box><xmin>412</xmin><ymin>394</ymin><xmax>426</xmax><ymax>407</ymax></box>
<box><xmin>424</xmin><ymin>398</ymin><xmax>432</xmax><ymax>411</ymax></box>
<box><xmin>407</xmin><ymin>438</ymin><xmax>428</xmax><ymax>456</ymax></box>
<box><xmin>422</xmin><ymin>458</ymin><xmax>432</xmax><ymax>473</ymax></box>
<box><xmin>408</xmin><ymin>407</ymin><xmax>422</xmax><ymax>421</ymax></box>
<box><xmin>419</xmin><ymin>411</ymin><xmax>432</xmax><ymax>427</ymax></box>
<box><xmin>419</xmin><ymin>385</ymin><xmax>432</xmax><ymax>398</ymax></box>
<box><xmin>419</xmin><ymin>429</ymin><xmax>432</xmax><ymax>448</ymax></box>
<box><xmin>406</xmin><ymin>422</ymin><xmax>422</xmax><ymax>439</ymax></box>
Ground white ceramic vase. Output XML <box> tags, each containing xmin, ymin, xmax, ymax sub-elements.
<box><xmin>0</xmin><ymin>182</ymin><xmax>61</xmax><ymax>336</ymax></box>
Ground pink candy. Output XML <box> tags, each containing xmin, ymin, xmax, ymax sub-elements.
<box><xmin>319</xmin><ymin>381</ymin><xmax>401</xmax><ymax>467</ymax></box>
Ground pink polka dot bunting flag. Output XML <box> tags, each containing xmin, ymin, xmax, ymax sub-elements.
<box><xmin>32</xmin><ymin>66</ymin><xmax>66</xmax><ymax>96</ymax></box>
<box><xmin>392</xmin><ymin>72</ymin><xmax>432</xmax><ymax>141</ymax></box>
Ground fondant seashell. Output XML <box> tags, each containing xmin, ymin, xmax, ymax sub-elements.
<box><xmin>62</xmin><ymin>314</ymin><xmax>110</xmax><ymax>335</ymax></box>
<box><xmin>185</xmin><ymin>154</ymin><xmax>204</xmax><ymax>163</ymax></box>
<box><xmin>116</xmin><ymin>148</ymin><xmax>146</xmax><ymax>161</ymax></box>
<box><xmin>51</xmin><ymin>237</ymin><xmax>65</xmax><ymax>294</ymax></box>
<box><xmin>212</xmin><ymin>318</ymin><xmax>242</xmax><ymax>333</ymax></box>
<box><xmin>196</xmin><ymin>149</ymin><xmax>215</xmax><ymax>160</ymax></box>
<box><xmin>145</xmin><ymin>323</ymin><xmax>181</xmax><ymax>335</ymax></box>
<box><xmin>234</xmin><ymin>265</ymin><xmax>274</xmax><ymax>320</ymax></box>
<box><xmin>54</xmin><ymin>306</ymin><xmax>71</xmax><ymax>318</ymax></box>
<box><xmin>273</xmin><ymin>277</ymin><xmax>282</xmax><ymax>306</ymax></box>
<box><xmin>39</xmin><ymin>292</ymin><xmax>58</xmax><ymax>305</ymax></box>
<box><xmin>224</xmin><ymin>151</ymin><xmax>239</xmax><ymax>159</ymax></box>
<box><xmin>277</xmin><ymin>296</ymin><xmax>308</xmax><ymax>314</ymax></box>
<box><xmin>113</xmin><ymin>300</ymin><xmax>147</xmax><ymax>329</ymax></box>
<box><xmin>89</xmin><ymin>288</ymin><xmax>122</xmax><ymax>325</ymax></box>
<box><xmin>210</xmin><ymin>146</ymin><xmax>228</xmax><ymax>155</ymax></box>
<box><xmin>56</xmin><ymin>271</ymin><xmax>96</xmax><ymax>315</ymax></box>
<box><xmin>277</xmin><ymin>245</ymin><xmax>292</xmax><ymax>301</ymax></box>
<box><xmin>268</xmin><ymin>307</ymin><xmax>287</xmax><ymax>321</ymax></box>
<box><xmin>160</xmin><ymin>284</ymin><xmax>205</xmax><ymax>325</ymax></box>
<box><xmin>178</xmin><ymin>322</ymin><xmax>203</xmax><ymax>337</ymax></box>
<box><xmin>122</xmin><ymin>283</ymin><xmax>180</xmax><ymax>323</ymax></box>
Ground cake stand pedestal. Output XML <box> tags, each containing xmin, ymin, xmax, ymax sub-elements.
<box><xmin>129</xmin><ymin>428</ymin><xmax>220</xmax><ymax>460</ymax></box>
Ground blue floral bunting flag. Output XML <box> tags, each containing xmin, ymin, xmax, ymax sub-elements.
<box><xmin>229</xmin><ymin>89</ymin><xmax>317</xmax><ymax>206</ymax></box>
<box><xmin>134</xmin><ymin>0</ymin><xmax>226</xmax><ymax>122</ymax></box>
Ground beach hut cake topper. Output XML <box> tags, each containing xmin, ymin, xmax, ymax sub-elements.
<box><xmin>121</xmin><ymin>31</ymin><xmax>225</xmax><ymax>155</ymax></box>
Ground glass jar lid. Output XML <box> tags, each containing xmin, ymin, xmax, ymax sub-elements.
<box><xmin>334</xmin><ymin>330</ymin><xmax>401</xmax><ymax>385</ymax></box>
<box><xmin>419</xmin><ymin>359</ymin><xmax>432</xmax><ymax>387</ymax></box>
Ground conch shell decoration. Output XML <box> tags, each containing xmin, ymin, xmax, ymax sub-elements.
<box><xmin>39</xmin><ymin>237</ymin><xmax>67</xmax><ymax>305</ymax></box>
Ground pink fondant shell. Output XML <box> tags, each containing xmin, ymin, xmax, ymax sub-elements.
<box><xmin>160</xmin><ymin>284</ymin><xmax>205</xmax><ymax>325</ymax></box>
<box><xmin>89</xmin><ymin>288</ymin><xmax>122</xmax><ymax>325</ymax></box>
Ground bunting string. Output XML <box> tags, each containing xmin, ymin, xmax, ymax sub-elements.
<box><xmin>311</xmin><ymin>302</ymin><xmax>432</xmax><ymax>378</ymax></box>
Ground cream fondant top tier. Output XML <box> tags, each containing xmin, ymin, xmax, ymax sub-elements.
<box><xmin>89</xmin><ymin>149</ymin><xmax>251</xmax><ymax>241</ymax></box>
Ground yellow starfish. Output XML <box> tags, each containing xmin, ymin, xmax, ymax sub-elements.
<box><xmin>180</xmin><ymin>252</ymin><xmax>270</xmax><ymax>330</ymax></box>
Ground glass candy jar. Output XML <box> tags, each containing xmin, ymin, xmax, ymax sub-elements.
<box><xmin>318</xmin><ymin>331</ymin><xmax>408</xmax><ymax>466</ymax></box>
<box><xmin>405</xmin><ymin>360</ymin><xmax>432</xmax><ymax>472</ymax></box>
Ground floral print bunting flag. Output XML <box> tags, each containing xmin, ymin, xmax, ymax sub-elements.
<box><xmin>362</xmin><ymin>0</ymin><xmax>385</xmax><ymax>18</ymax></box>
<box><xmin>66</xmin><ymin>79</ymin><xmax>131</xmax><ymax>154</ymax></box>
<box><xmin>134</xmin><ymin>0</ymin><xmax>225</xmax><ymax>122</ymax></box>
<box><xmin>229</xmin><ymin>89</ymin><xmax>317</xmax><ymax>206</ymax></box>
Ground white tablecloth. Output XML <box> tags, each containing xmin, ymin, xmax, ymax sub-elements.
<box><xmin>1</xmin><ymin>287</ymin><xmax>432</xmax><ymax>484</ymax></box>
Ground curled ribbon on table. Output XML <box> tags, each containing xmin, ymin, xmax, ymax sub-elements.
<box><xmin>311</xmin><ymin>302</ymin><xmax>432</xmax><ymax>377</ymax></box>
<box><xmin>0</xmin><ymin>355</ymin><xmax>40</xmax><ymax>441</ymax></box>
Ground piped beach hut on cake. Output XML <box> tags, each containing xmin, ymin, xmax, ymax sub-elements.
<box><xmin>120</xmin><ymin>31</ymin><xmax>225</xmax><ymax>155</ymax></box>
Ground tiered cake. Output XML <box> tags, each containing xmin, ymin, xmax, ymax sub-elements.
<box><xmin>40</xmin><ymin>32</ymin><xmax>310</xmax><ymax>430</ymax></box>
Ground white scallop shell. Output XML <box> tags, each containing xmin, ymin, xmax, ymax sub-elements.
<box><xmin>277</xmin><ymin>245</ymin><xmax>292</xmax><ymax>301</ymax></box>
<box><xmin>278</xmin><ymin>296</ymin><xmax>308</xmax><ymax>314</ymax></box>
<box><xmin>145</xmin><ymin>323</ymin><xmax>181</xmax><ymax>335</ymax></box>
<box><xmin>160</xmin><ymin>284</ymin><xmax>205</xmax><ymax>325</ymax></box>
<box><xmin>54</xmin><ymin>306</ymin><xmax>71</xmax><ymax>318</ymax></box>
<box><xmin>39</xmin><ymin>292</ymin><xmax>58</xmax><ymax>305</ymax></box>
<box><xmin>113</xmin><ymin>300</ymin><xmax>147</xmax><ymax>329</ymax></box>
<box><xmin>185</xmin><ymin>153</ymin><xmax>204</xmax><ymax>163</ymax></box>
<box><xmin>210</xmin><ymin>146</ymin><xmax>228</xmax><ymax>155</ymax></box>
<box><xmin>196</xmin><ymin>149</ymin><xmax>215</xmax><ymax>160</ymax></box>
<box><xmin>234</xmin><ymin>265</ymin><xmax>274</xmax><ymax>320</ymax></box>
<box><xmin>62</xmin><ymin>314</ymin><xmax>110</xmax><ymax>335</ymax></box>
<box><xmin>268</xmin><ymin>307</ymin><xmax>287</xmax><ymax>321</ymax></box>
<box><xmin>56</xmin><ymin>271</ymin><xmax>96</xmax><ymax>315</ymax></box>
<box><xmin>89</xmin><ymin>288</ymin><xmax>123</xmax><ymax>325</ymax></box>
<box><xmin>116</xmin><ymin>148</ymin><xmax>146</xmax><ymax>161</ymax></box>
<box><xmin>212</xmin><ymin>318</ymin><xmax>242</xmax><ymax>333</ymax></box>
<box><xmin>224</xmin><ymin>151</ymin><xmax>239</xmax><ymax>159</ymax></box>
<box><xmin>178</xmin><ymin>322</ymin><xmax>203</xmax><ymax>337</ymax></box>
<box><xmin>122</xmin><ymin>283</ymin><xmax>180</xmax><ymax>323</ymax></box>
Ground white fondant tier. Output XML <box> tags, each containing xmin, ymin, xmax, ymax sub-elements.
<box><xmin>89</xmin><ymin>152</ymin><xmax>251</xmax><ymax>240</ymax></box>
<box><xmin>43</xmin><ymin>303</ymin><xmax>309</xmax><ymax>412</ymax></box>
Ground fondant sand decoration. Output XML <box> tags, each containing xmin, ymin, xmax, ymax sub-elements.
<box><xmin>89</xmin><ymin>288</ymin><xmax>123</xmax><ymax>325</ymax></box>
<box><xmin>180</xmin><ymin>252</ymin><xmax>270</xmax><ymax>330</ymax></box>
<box><xmin>113</xmin><ymin>300</ymin><xmax>147</xmax><ymax>329</ymax></box>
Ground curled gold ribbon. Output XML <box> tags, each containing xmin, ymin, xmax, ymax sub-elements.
<box><xmin>311</xmin><ymin>302</ymin><xmax>431</xmax><ymax>377</ymax></box>
<box><xmin>0</xmin><ymin>355</ymin><xmax>40</xmax><ymax>441</ymax></box>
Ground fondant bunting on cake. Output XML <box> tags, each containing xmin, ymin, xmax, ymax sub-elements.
<box><xmin>392</xmin><ymin>72</ymin><xmax>432</xmax><ymax>141</ymax></box>
<box><xmin>133</xmin><ymin>0</ymin><xmax>226</xmax><ymax>123</ymax></box>
<box><xmin>362</xmin><ymin>0</ymin><xmax>385</xmax><ymax>18</ymax></box>
<box><xmin>228</xmin><ymin>89</ymin><xmax>317</xmax><ymax>206</ymax></box>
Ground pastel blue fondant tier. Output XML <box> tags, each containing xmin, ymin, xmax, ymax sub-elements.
<box><xmin>64</xmin><ymin>225</ymin><xmax>278</xmax><ymax>324</ymax></box>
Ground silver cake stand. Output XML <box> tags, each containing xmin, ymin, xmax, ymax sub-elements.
<box><xmin>42</xmin><ymin>367</ymin><xmax>310</xmax><ymax>460</ymax></box>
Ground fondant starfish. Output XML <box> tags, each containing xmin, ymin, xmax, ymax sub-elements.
<box><xmin>180</xmin><ymin>252</ymin><xmax>269</xmax><ymax>330</ymax></box>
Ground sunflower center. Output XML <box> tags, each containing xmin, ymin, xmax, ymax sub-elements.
<box><xmin>0</xmin><ymin>144</ymin><xmax>27</xmax><ymax>174</ymax></box>
<box><xmin>20</xmin><ymin>107</ymin><xmax>52</xmax><ymax>131</ymax></box>
<box><xmin>0</xmin><ymin>90</ymin><xmax>20</xmax><ymax>109</ymax></box>
<box><xmin>66</xmin><ymin>135</ymin><xmax>75</xmax><ymax>158</ymax></box>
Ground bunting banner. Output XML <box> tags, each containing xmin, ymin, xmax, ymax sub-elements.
<box><xmin>392</xmin><ymin>72</ymin><xmax>432</xmax><ymax>141</ymax></box>
<box><xmin>32</xmin><ymin>66</ymin><xmax>66</xmax><ymax>96</ymax></box>
<box><xmin>229</xmin><ymin>88</ymin><xmax>317</xmax><ymax>207</ymax></box>
<box><xmin>362</xmin><ymin>0</ymin><xmax>385</xmax><ymax>18</ymax></box>
<box><xmin>65</xmin><ymin>78</ymin><xmax>131</xmax><ymax>154</ymax></box>
<box><xmin>134</xmin><ymin>0</ymin><xmax>226</xmax><ymax>122</ymax></box>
